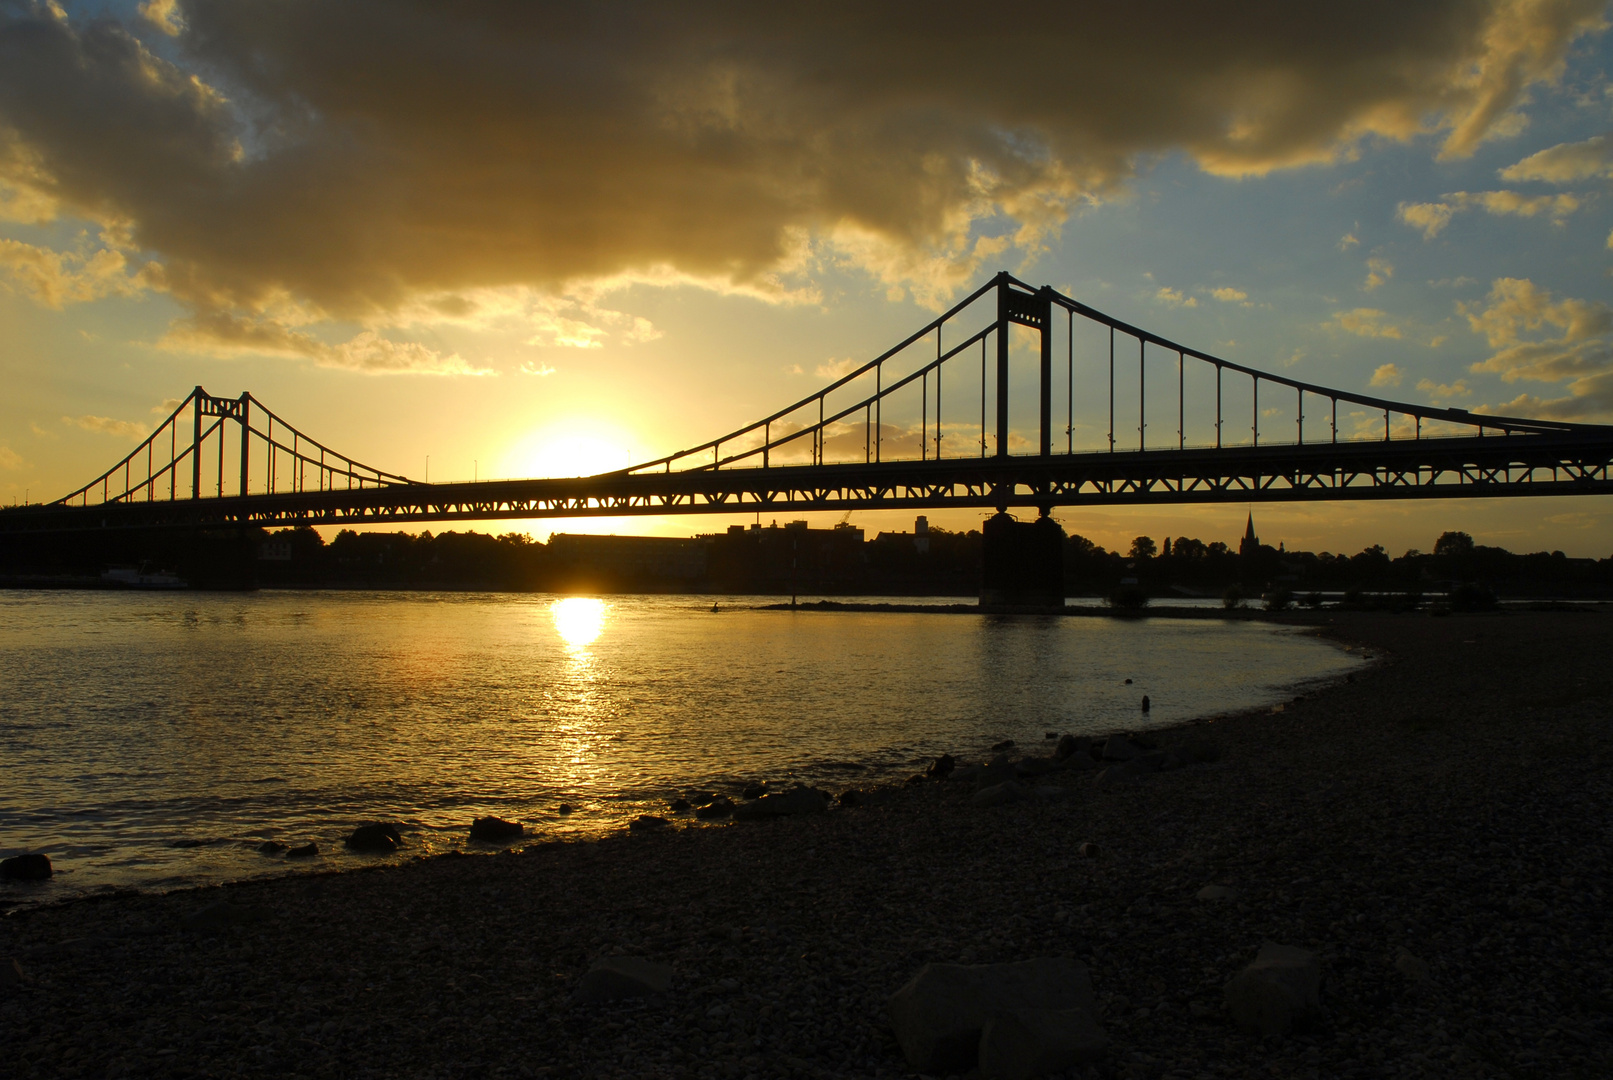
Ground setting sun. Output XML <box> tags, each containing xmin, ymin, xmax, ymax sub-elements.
<box><xmin>551</xmin><ymin>597</ymin><xmax>607</xmax><ymax>649</ymax></box>
<box><xmin>503</xmin><ymin>425</ymin><xmax>635</xmax><ymax>479</ymax></box>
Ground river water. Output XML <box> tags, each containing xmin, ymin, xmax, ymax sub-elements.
<box><xmin>0</xmin><ymin>590</ymin><xmax>1360</xmax><ymax>905</ymax></box>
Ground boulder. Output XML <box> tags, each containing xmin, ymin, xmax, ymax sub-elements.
<box><xmin>469</xmin><ymin>816</ymin><xmax>524</xmax><ymax>843</ymax></box>
<box><xmin>970</xmin><ymin>781</ymin><xmax>1025</xmax><ymax>808</ymax></box>
<box><xmin>734</xmin><ymin>786</ymin><xmax>828</xmax><ymax>819</ymax></box>
<box><xmin>978</xmin><ymin>1006</ymin><xmax>1108</xmax><ymax>1080</ymax></box>
<box><xmin>629</xmin><ymin>815</ymin><xmax>668</xmax><ymax>831</ymax></box>
<box><xmin>256</xmin><ymin>841</ymin><xmax>286</xmax><ymax>855</ymax></box>
<box><xmin>695</xmin><ymin>798</ymin><xmax>733</xmax><ymax>819</ymax></box>
<box><xmin>1053</xmin><ymin>734</ymin><xmax>1088</xmax><ymax>761</ymax></box>
<box><xmin>887</xmin><ymin>958</ymin><xmax>1098</xmax><ymax>1074</ymax></box>
<box><xmin>926</xmin><ymin>754</ymin><xmax>956</xmax><ymax>779</ymax></box>
<box><xmin>990</xmin><ymin>739</ymin><xmax>1017</xmax><ymax>752</ymax></box>
<box><xmin>343</xmin><ymin>823</ymin><xmax>402</xmax><ymax>853</ymax></box>
<box><xmin>0</xmin><ymin>853</ymin><xmax>51</xmax><ymax>881</ymax></box>
<box><xmin>976</xmin><ymin>754</ymin><xmax>1016</xmax><ymax>791</ymax></box>
<box><xmin>1394</xmin><ymin>947</ymin><xmax>1433</xmax><ymax>990</ymax></box>
<box><xmin>1014</xmin><ymin>757</ymin><xmax>1059</xmax><ymax>778</ymax></box>
<box><xmin>557</xmin><ymin>804</ymin><xmax>574</xmax><ymax>815</ymax></box>
<box><xmin>573</xmin><ymin>955</ymin><xmax>675</xmax><ymax>1004</ymax></box>
<box><xmin>1224</xmin><ymin>942</ymin><xmax>1322</xmax><ymax>1036</ymax></box>
<box><xmin>836</xmin><ymin>789</ymin><xmax>862</xmax><ymax>807</ymax></box>
<box><xmin>1100</xmin><ymin>735</ymin><xmax>1143</xmax><ymax>762</ymax></box>
<box><xmin>668</xmin><ymin>798</ymin><xmax>692</xmax><ymax>812</ymax></box>
<box><xmin>741</xmin><ymin>783</ymin><xmax>767</xmax><ymax>799</ymax></box>
<box><xmin>1077</xmin><ymin>842</ymin><xmax>1100</xmax><ymax>859</ymax></box>
<box><xmin>1196</xmin><ymin>885</ymin><xmax>1239</xmax><ymax>902</ymax></box>
<box><xmin>1</xmin><ymin>957</ymin><xmax>24</xmax><ymax>992</ymax></box>
<box><xmin>285</xmin><ymin>843</ymin><xmax>319</xmax><ymax>859</ymax></box>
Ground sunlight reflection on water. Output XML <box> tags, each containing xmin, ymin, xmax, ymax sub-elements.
<box><xmin>0</xmin><ymin>590</ymin><xmax>1361</xmax><ymax>903</ymax></box>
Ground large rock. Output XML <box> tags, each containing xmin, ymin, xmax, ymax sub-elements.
<box><xmin>1100</xmin><ymin>735</ymin><xmax>1144</xmax><ymax>761</ymax></box>
<box><xmin>926</xmin><ymin>754</ymin><xmax>956</xmax><ymax>779</ymax></box>
<box><xmin>1052</xmin><ymin>733</ymin><xmax>1083</xmax><ymax>761</ymax></box>
<box><xmin>887</xmin><ymin>958</ymin><xmax>1097</xmax><ymax>1074</ymax></box>
<box><xmin>573</xmin><ymin>956</ymin><xmax>674</xmax><ymax>1004</ymax></box>
<box><xmin>970</xmin><ymin>781</ymin><xmax>1026</xmax><ymax>808</ymax></box>
<box><xmin>733</xmin><ymin>786</ymin><xmax>828</xmax><ymax>819</ymax></box>
<box><xmin>978</xmin><ymin>1006</ymin><xmax>1108</xmax><ymax>1080</ymax></box>
<box><xmin>1225</xmin><ymin>942</ymin><xmax>1322</xmax><ymax>1035</ymax></box>
<box><xmin>469</xmin><ymin>816</ymin><xmax>524</xmax><ymax>843</ymax></box>
<box><xmin>695</xmin><ymin>797</ymin><xmax>733</xmax><ymax>819</ymax></box>
<box><xmin>344</xmin><ymin>823</ymin><xmax>402</xmax><ymax>853</ymax></box>
<box><xmin>976</xmin><ymin>754</ymin><xmax>1017</xmax><ymax>790</ymax></box>
<box><xmin>0</xmin><ymin>853</ymin><xmax>52</xmax><ymax>881</ymax></box>
<box><xmin>1014</xmin><ymin>757</ymin><xmax>1059</xmax><ymax>778</ymax></box>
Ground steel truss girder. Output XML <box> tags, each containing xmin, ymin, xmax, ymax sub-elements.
<box><xmin>6</xmin><ymin>432</ymin><xmax>1613</xmax><ymax>534</ymax></box>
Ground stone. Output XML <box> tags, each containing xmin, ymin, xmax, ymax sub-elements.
<box><xmin>0</xmin><ymin>956</ymin><xmax>24</xmax><ymax>993</ymax></box>
<box><xmin>256</xmin><ymin>841</ymin><xmax>287</xmax><ymax>854</ymax></box>
<box><xmin>741</xmin><ymin>783</ymin><xmax>766</xmax><ymax>799</ymax></box>
<box><xmin>976</xmin><ymin>753</ymin><xmax>1017</xmax><ymax>790</ymax></box>
<box><xmin>1077</xmin><ymin>842</ymin><xmax>1100</xmax><ymax>859</ymax></box>
<box><xmin>0</xmin><ymin>853</ymin><xmax>52</xmax><ymax>881</ymax></box>
<box><xmin>1196</xmin><ymin>885</ymin><xmax>1239</xmax><ymax>901</ymax></box>
<box><xmin>695</xmin><ymin>798</ymin><xmax>733</xmax><ymax>819</ymax></box>
<box><xmin>887</xmin><ymin>958</ymin><xmax>1097</xmax><ymax>1074</ymax></box>
<box><xmin>668</xmin><ymin>798</ymin><xmax>691</xmax><ymax>812</ymax></box>
<box><xmin>970</xmin><ymin>781</ymin><xmax>1026</xmax><ymax>808</ymax></box>
<box><xmin>573</xmin><ymin>955</ymin><xmax>674</xmax><ymax>1004</ymax></box>
<box><xmin>1053</xmin><ymin>734</ymin><xmax>1087</xmax><ymax>761</ymax></box>
<box><xmin>285</xmin><ymin>843</ymin><xmax>318</xmax><ymax>858</ymax></box>
<box><xmin>1225</xmin><ymin>942</ymin><xmax>1322</xmax><ymax>1036</ymax></box>
<box><xmin>469</xmin><ymin>816</ymin><xmax>524</xmax><ymax>842</ymax></box>
<box><xmin>835</xmin><ymin>789</ymin><xmax>861</xmax><ymax>807</ymax></box>
<box><xmin>557</xmin><ymin>803</ymin><xmax>573</xmax><ymax>814</ymax></box>
<box><xmin>344</xmin><ymin>823</ymin><xmax>402</xmax><ymax>853</ymax></box>
<box><xmin>734</xmin><ymin>786</ymin><xmax>829</xmax><ymax>819</ymax></box>
<box><xmin>905</xmin><ymin>773</ymin><xmax>927</xmax><ymax>785</ymax></box>
<box><xmin>990</xmin><ymin>739</ymin><xmax>1017</xmax><ymax>752</ymax></box>
<box><xmin>629</xmin><ymin>815</ymin><xmax>668</xmax><ymax>831</ymax></box>
<box><xmin>1031</xmin><ymin>785</ymin><xmax>1070</xmax><ymax>802</ymax></box>
<box><xmin>1395</xmin><ymin>947</ymin><xmax>1433</xmax><ymax>989</ymax></box>
<box><xmin>1100</xmin><ymin>735</ymin><xmax>1143</xmax><ymax>761</ymax></box>
<box><xmin>926</xmin><ymin>753</ymin><xmax>956</xmax><ymax>778</ymax></box>
<box><xmin>182</xmin><ymin>901</ymin><xmax>267</xmax><ymax>933</ymax></box>
<box><xmin>1014</xmin><ymin>756</ymin><xmax>1059</xmax><ymax>778</ymax></box>
<box><xmin>978</xmin><ymin>1006</ymin><xmax>1108</xmax><ymax>1080</ymax></box>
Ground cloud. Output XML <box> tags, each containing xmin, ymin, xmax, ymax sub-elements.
<box><xmin>1334</xmin><ymin>309</ymin><xmax>1403</xmax><ymax>339</ymax></box>
<box><xmin>1209</xmin><ymin>286</ymin><xmax>1250</xmax><ymax>305</ymax></box>
<box><xmin>63</xmin><ymin>414</ymin><xmax>149</xmax><ymax>439</ymax></box>
<box><xmin>520</xmin><ymin>362</ymin><xmax>557</xmax><ymax>377</ymax></box>
<box><xmin>1397</xmin><ymin>189</ymin><xmax>1582</xmax><ymax>237</ymax></box>
<box><xmin>1363</xmin><ymin>258</ymin><xmax>1394</xmax><ymax>291</ymax></box>
<box><xmin>161</xmin><ymin>312</ymin><xmax>489</xmax><ymax>375</ymax></box>
<box><xmin>1337</xmin><ymin>232</ymin><xmax>1360</xmax><ymax>250</ymax></box>
<box><xmin>1155</xmin><ymin>286</ymin><xmax>1197</xmax><ymax>308</ymax></box>
<box><xmin>1499</xmin><ymin>133</ymin><xmax>1613</xmax><ymax>182</ymax></box>
<box><xmin>1370</xmin><ymin>363</ymin><xmax>1405</xmax><ymax>387</ymax></box>
<box><xmin>0</xmin><ymin>236</ymin><xmax>162</xmax><ymax>307</ymax></box>
<box><xmin>1416</xmin><ymin>376</ymin><xmax>1471</xmax><ymax>400</ymax></box>
<box><xmin>815</xmin><ymin>357</ymin><xmax>858</xmax><ymax>379</ymax></box>
<box><xmin>0</xmin><ymin>443</ymin><xmax>23</xmax><ymax>469</ymax></box>
<box><xmin>0</xmin><ymin>0</ymin><xmax>1604</xmax><ymax>338</ymax></box>
<box><xmin>1464</xmin><ymin>277</ymin><xmax>1613</xmax><ymax>419</ymax></box>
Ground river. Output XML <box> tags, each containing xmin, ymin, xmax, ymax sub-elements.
<box><xmin>0</xmin><ymin>590</ymin><xmax>1361</xmax><ymax>905</ymax></box>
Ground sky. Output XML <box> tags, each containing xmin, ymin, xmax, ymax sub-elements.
<box><xmin>2</xmin><ymin>0</ymin><xmax>1613</xmax><ymax>557</ymax></box>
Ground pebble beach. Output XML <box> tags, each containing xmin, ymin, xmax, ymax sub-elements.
<box><xmin>2</xmin><ymin>609</ymin><xmax>1610</xmax><ymax>1079</ymax></box>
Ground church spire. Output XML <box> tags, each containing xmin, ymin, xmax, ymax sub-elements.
<box><xmin>1239</xmin><ymin>513</ymin><xmax>1259</xmax><ymax>557</ymax></box>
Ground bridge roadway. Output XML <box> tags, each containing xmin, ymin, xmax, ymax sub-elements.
<box><xmin>5</xmin><ymin>428</ymin><xmax>1613</xmax><ymax>533</ymax></box>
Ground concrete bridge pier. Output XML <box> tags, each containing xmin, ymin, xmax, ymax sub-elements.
<box><xmin>979</xmin><ymin>510</ymin><xmax>1064</xmax><ymax>609</ymax></box>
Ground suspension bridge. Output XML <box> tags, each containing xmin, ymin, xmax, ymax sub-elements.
<box><xmin>5</xmin><ymin>271</ymin><xmax>1613</xmax><ymax>536</ymax></box>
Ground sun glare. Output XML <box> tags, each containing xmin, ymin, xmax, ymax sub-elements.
<box><xmin>552</xmin><ymin>597</ymin><xmax>607</xmax><ymax>649</ymax></box>
<box><xmin>505</xmin><ymin>426</ymin><xmax>634</xmax><ymax>479</ymax></box>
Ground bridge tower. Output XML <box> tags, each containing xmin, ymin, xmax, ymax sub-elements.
<box><xmin>982</xmin><ymin>275</ymin><xmax>1064</xmax><ymax>607</ymax></box>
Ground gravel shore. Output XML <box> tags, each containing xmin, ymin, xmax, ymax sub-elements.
<box><xmin>3</xmin><ymin>610</ymin><xmax>1610</xmax><ymax>1080</ymax></box>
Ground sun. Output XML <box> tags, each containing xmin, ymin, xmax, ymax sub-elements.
<box><xmin>551</xmin><ymin>597</ymin><xmax>607</xmax><ymax>649</ymax></box>
<box><xmin>502</xmin><ymin>422</ymin><xmax>635</xmax><ymax>479</ymax></box>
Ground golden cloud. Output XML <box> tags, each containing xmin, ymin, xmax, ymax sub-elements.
<box><xmin>1334</xmin><ymin>309</ymin><xmax>1403</xmax><ymax>339</ymax></box>
<box><xmin>62</xmin><ymin>414</ymin><xmax>149</xmax><ymax>439</ymax></box>
<box><xmin>1398</xmin><ymin>189</ymin><xmax>1581</xmax><ymax>237</ymax></box>
<box><xmin>1466</xmin><ymin>277</ymin><xmax>1613</xmax><ymax>419</ymax></box>
<box><xmin>0</xmin><ymin>0</ymin><xmax>1605</xmax><ymax>347</ymax></box>
<box><xmin>1370</xmin><ymin>363</ymin><xmax>1406</xmax><ymax>386</ymax></box>
<box><xmin>1499</xmin><ymin>133</ymin><xmax>1613</xmax><ymax>182</ymax></box>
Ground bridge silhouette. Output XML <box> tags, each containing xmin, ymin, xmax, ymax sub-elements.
<box><xmin>6</xmin><ymin>271</ymin><xmax>1613</xmax><ymax>535</ymax></box>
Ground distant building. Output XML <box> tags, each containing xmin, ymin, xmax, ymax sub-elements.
<box><xmin>1239</xmin><ymin>513</ymin><xmax>1260</xmax><ymax>558</ymax></box>
<box><xmin>874</xmin><ymin>515</ymin><xmax>931</xmax><ymax>553</ymax></box>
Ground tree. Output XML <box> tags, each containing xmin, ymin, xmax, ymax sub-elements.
<box><xmin>1434</xmin><ymin>530</ymin><xmax>1475</xmax><ymax>558</ymax></box>
<box><xmin>1129</xmin><ymin>535</ymin><xmax>1157</xmax><ymax>559</ymax></box>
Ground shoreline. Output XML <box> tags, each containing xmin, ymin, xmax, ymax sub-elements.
<box><xmin>4</xmin><ymin>610</ymin><xmax>1610</xmax><ymax>1079</ymax></box>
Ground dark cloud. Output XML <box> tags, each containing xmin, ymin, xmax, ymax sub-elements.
<box><xmin>0</xmin><ymin>0</ymin><xmax>1607</xmax><ymax>341</ymax></box>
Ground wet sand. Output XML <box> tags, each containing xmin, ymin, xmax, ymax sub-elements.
<box><xmin>2</xmin><ymin>610</ymin><xmax>1610</xmax><ymax>1079</ymax></box>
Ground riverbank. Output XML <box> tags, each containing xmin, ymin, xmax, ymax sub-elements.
<box><xmin>3</xmin><ymin>610</ymin><xmax>1610</xmax><ymax>1080</ymax></box>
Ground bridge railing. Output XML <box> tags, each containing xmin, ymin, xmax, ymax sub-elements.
<box><xmin>55</xmin><ymin>386</ymin><xmax>415</xmax><ymax>508</ymax></box>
